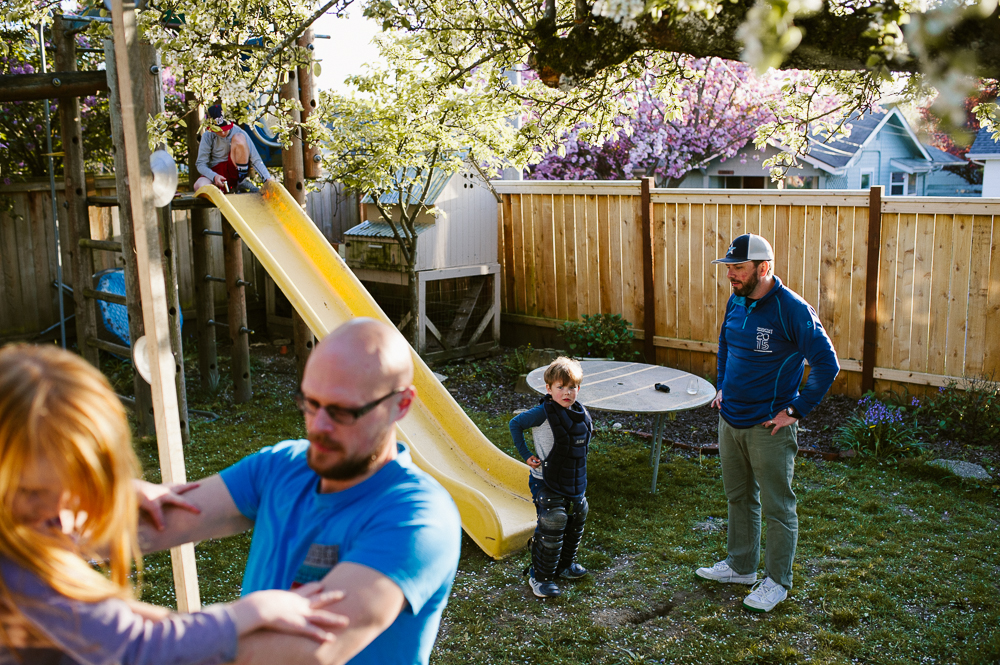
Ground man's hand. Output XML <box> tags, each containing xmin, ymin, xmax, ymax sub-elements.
<box><xmin>525</xmin><ymin>455</ymin><xmax>541</xmax><ymax>469</ymax></box>
<box><xmin>134</xmin><ymin>479</ymin><xmax>200</xmax><ymax>531</ymax></box>
<box><xmin>711</xmin><ymin>390</ymin><xmax>723</xmax><ymax>409</ymax></box>
<box><xmin>762</xmin><ymin>411</ymin><xmax>797</xmax><ymax>435</ymax></box>
<box><xmin>231</xmin><ymin>583</ymin><xmax>348</xmax><ymax>642</ymax></box>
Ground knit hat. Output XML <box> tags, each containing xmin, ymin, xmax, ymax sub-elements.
<box><xmin>712</xmin><ymin>233</ymin><xmax>774</xmax><ymax>264</ymax></box>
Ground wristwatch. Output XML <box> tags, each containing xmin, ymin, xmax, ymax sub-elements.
<box><xmin>785</xmin><ymin>405</ymin><xmax>801</xmax><ymax>420</ymax></box>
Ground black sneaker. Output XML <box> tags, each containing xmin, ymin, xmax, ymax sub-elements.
<box><xmin>558</xmin><ymin>563</ymin><xmax>589</xmax><ymax>579</ymax></box>
<box><xmin>236</xmin><ymin>179</ymin><xmax>259</xmax><ymax>194</ymax></box>
<box><xmin>528</xmin><ymin>576</ymin><xmax>561</xmax><ymax>598</ymax></box>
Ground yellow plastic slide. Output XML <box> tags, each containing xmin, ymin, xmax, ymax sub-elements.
<box><xmin>196</xmin><ymin>181</ymin><xmax>535</xmax><ymax>559</ymax></box>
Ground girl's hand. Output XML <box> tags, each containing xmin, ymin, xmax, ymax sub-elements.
<box><xmin>134</xmin><ymin>479</ymin><xmax>201</xmax><ymax>531</ymax></box>
<box><xmin>526</xmin><ymin>455</ymin><xmax>541</xmax><ymax>469</ymax></box>
<box><xmin>230</xmin><ymin>583</ymin><xmax>348</xmax><ymax>642</ymax></box>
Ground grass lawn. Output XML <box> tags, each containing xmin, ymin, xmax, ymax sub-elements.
<box><xmin>127</xmin><ymin>349</ymin><xmax>1000</xmax><ymax>665</ymax></box>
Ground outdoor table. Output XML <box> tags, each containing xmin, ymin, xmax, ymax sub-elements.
<box><xmin>525</xmin><ymin>360</ymin><xmax>716</xmax><ymax>493</ymax></box>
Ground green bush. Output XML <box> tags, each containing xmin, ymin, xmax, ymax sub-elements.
<box><xmin>557</xmin><ymin>313</ymin><xmax>638</xmax><ymax>361</ymax></box>
<box><xmin>835</xmin><ymin>395</ymin><xmax>926</xmax><ymax>461</ymax></box>
<box><xmin>919</xmin><ymin>374</ymin><xmax>1000</xmax><ymax>448</ymax></box>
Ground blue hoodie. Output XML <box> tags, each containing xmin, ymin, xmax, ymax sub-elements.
<box><xmin>717</xmin><ymin>276</ymin><xmax>840</xmax><ymax>428</ymax></box>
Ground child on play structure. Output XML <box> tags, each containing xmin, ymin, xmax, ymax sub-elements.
<box><xmin>193</xmin><ymin>104</ymin><xmax>273</xmax><ymax>194</ymax></box>
<box><xmin>0</xmin><ymin>344</ymin><xmax>347</xmax><ymax>665</ymax></box>
<box><xmin>509</xmin><ymin>356</ymin><xmax>593</xmax><ymax>598</ymax></box>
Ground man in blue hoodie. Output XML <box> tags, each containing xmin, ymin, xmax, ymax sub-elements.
<box><xmin>695</xmin><ymin>233</ymin><xmax>839</xmax><ymax>613</ymax></box>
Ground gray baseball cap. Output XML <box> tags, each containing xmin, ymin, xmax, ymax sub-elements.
<box><xmin>712</xmin><ymin>233</ymin><xmax>774</xmax><ymax>264</ymax></box>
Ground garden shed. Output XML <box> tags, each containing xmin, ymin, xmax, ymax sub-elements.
<box><xmin>342</xmin><ymin>163</ymin><xmax>500</xmax><ymax>362</ymax></box>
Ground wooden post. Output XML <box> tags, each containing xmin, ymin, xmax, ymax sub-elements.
<box><xmin>222</xmin><ymin>220</ymin><xmax>252</xmax><ymax>402</ymax></box>
<box><xmin>104</xmin><ymin>39</ymin><xmax>154</xmax><ymax>436</ymax></box>
<box><xmin>861</xmin><ymin>185</ymin><xmax>883</xmax><ymax>394</ymax></box>
<box><xmin>281</xmin><ymin>68</ymin><xmax>315</xmax><ymax>378</ymax></box>
<box><xmin>298</xmin><ymin>29</ymin><xmax>321</xmax><ymax>180</ymax></box>
<box><xmin>159</xmin><ymin>204</ymin><xmax>190</xmax><ymax>444</ymax></box>
<box><xmin>640</xmin><ymin>177</ymin><xmax>656</xmax><ymax>364</ymax></box>
<box><xmin>53</xmin><ymin>16</ymin><xmax>100</xmax><ymax>367</ymax></box>
<box><xmin>108</xmin><ymin>0</ymin><xmax>200</xmax><ymax>612</ymax></box>
<box><xmin>184</xmin><ymin>99</ymin><xmax>220</xmax><ymax>392</ymax></box>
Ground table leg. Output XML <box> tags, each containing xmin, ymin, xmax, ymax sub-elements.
<box><xmin>650</xmin><ymin>413</ymin><xmax>665</xmax><ymax>493</ymax></box>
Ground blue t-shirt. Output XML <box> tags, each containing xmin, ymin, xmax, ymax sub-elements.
<box><xmin>219</xmin><ymin>440</ymin><xmax>461</xmax><ymax>665</ymax></box>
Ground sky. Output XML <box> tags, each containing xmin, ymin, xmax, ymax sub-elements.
<box><xmin>310</xmin><ymin>7</ymin><xmax>383</xmax><ymax>94</ymax></box>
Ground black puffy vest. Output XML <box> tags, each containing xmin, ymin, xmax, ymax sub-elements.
<box><xmin>540</xmin><ymin>395</ymin><xmax>593</xmax><ymax>497</ymax></box>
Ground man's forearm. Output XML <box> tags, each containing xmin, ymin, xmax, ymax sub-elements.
<box><xmin>139</xmin><ymin>475</ymin><xmax>253</xmax><ymax>553</ymax></box>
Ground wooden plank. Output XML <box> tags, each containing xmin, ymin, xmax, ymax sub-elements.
<box><xmin>832</xmin><ymin>205</ymin><xmax>853</xmax><ymax>395</ymax></box>
<box><xmin>818</xmin><ymin>204</ymin><xmax>839</xmax><ymax>345</ymax></box>
<box><xmin>688</xmin><ymin>202</ymin><xmax>706</xmax><ymax>375</ymax></box>
<box><xmin>30</xmin><ymin>192</ymin><xmax>55</xmax><ymax>328</ymax></box>
<box><xmin>925</xmin><ymin>213</ymin><xmax>953</xmax><ymax>378</ymax></box>
<box><xmin>661</xmin><ymin>203</ymin><xmax>678</xmax><ymax>367</ymax></box>
<box><xmin>530</xmin><ymin>194</ymin><xmax>544</xmax><ymax>317</ymax></box>
<box><xmin>15</xmin><ymin>193</ymin><xmax>41</xmax><ymax>333</ymax></box>
<box><xmin>745</xmin><ymin>203</ymin><xmax>761</xmax><ymax>235</ymax></box>
<box><xmin>676</xmin><ymin>202</ymin><xmax>691</xmax><ymax>347</ymax></box>
<box><xmin>572</xmin><ymin>195</ymin><xmax>588</xmax><ymax>317</ymax></box>
<box><xmin>874</xmin><ymin>213</ymin><xmax>899</xmax><ymax>394</ymax></box>
<box><xmin>909</xmin><ymin>213</ymin><xmax>936</xmax><ymax>375</ymax></box>
<box><xmin>965</xmin><ymin>214</ymin><xmax>993</xmax><ymax>377</ymax></box>
<box><xmin>773</xmin><ymin>205</ymin><xmax>789</xmax><ymax>273</ymax></box>
<box><xmin>500</xmin><ymin>195</ymin><xmax>513</xmax><ymax>312</ymax></box>
<box><xmin>640</xmin><ymin>182</ymin><xmax>655</xmax><ymax>363</ymax></box>
<box><xmin>801</xmin><ymin>205</ymin><xmax>822</xmax><ymax>310</ymax></box>
<box><xmin>882</xmin><ymin>199</ymin><xmax>1000</xmax><ymax>215</ymax></box>
<box><xmin>553</xmin><ymin>194</ymin><xmax>568</xmax><ymax>321</ymax></box>
<box><xmin>714</xmin><ymin>204</ymin><xmax>733</xmax><ymax>370</ymax></box>
<box><xmin>597</xmin><ymin>194</ymin><xmax>613</xmax><ymax>315</ymax></box>
<box><xmin>759</xmin><ymin>204</ymin><xmax>775</xmax><ymax>247</ymax></box>
<box><xmin>621</xmin><ymin>194</ymin><xmax>641</xmax><ymax>328</ymax></box>
<box><xmin>786</xmin><ymin>205</ymin><xmax>807</xmax><ymax>298</ymax></box>
<box><xmin>945</xmin><ymin>215</ymin><xmax>974</xmax><ymax>378</ymax></box>
<box><xmin>985</xmin><ymin>215</ymin><xmax>1000</xmax><ymax>376</ymax></box>
<box><xmin>510</xmin><ymin>194</ymin><xmax>526</xmax><ymax>314</ymax></box>
<box><xmin>539</xmin><ymin>194</ymin><xmax>556</xmax><ymax>318</ymax></box>
<box><xmin>702</xmin><ymin>204</ymin><xmax>719</xmax><ymax>345</ymax></box>
<box><xmin>608</xmin><ymin>196</ymin><xmax>624</xmax><ymax>316</ymax></box>
<box><xmin>586</xmin><ymin>195</ymin><xmax>601</xmax><ymax>314</ymax></box>
<box><xmin>1</xmin><ymin>197</ymin><xmax>27</xmax><ymax>334</ymax></box>
<box><xmin>893</xmin><ymin>213</ymin><xmax>918</xmax><ymax>377</ymax></box>
<box><xmin>108</xmin><ymin>4</ymin><xmax>198</xmax><ymax>613</ymax></box>
<box><xmin>848</xmin><ymin>205</ymin><xmax>868</xmax><ymax>397</ymax></box>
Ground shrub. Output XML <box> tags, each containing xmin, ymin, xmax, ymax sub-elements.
<box><xmin>835</xmin><ymin>395</ymin><xmax>926</xmax><ymax>461</ymax></box>
<box><xmin>557</xmin><ymin>313</ymin><xmax>638</xmax><ymax>361</ymax></box>
<box><xmin>919</xmin><ymin>374</ymin><xmax>1000</xmax><ymax>448</ymax></box>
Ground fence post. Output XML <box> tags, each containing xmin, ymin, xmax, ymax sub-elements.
<box><xmin>862</xmin><ymin>185</ymin><xmax>883</xmax><ymax>394</ymax></box>
<box><xmin>640</xmin><ymin>177</ymin><xmax>656</xmax><ymax>363</ymax></box>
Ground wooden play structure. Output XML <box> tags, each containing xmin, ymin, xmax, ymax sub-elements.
<box><xmin>0</xmin><ymin>4</ymin><xmax>328</xmax><ymax>610</ymax></box>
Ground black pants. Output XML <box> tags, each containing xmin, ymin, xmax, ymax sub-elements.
<box><xmin>530</xmin><ymin>483</ymin><xmax>588</xmax><ymax>582</ymax></box>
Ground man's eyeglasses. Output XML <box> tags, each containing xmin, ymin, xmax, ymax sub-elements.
<box><xmin>293</xmin><ymin>387</ymin><xmax>406</xmax><ymax>425</ymax></box>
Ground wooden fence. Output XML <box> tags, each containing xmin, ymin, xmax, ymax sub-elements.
<box><xmin>1</xmin><ymin>178</ymin><xmax>361</xmax><ymax>341</ymax></box>
<box><xmin>494</xmin><ymin>181</ymin><xmax>1000</xmax><ymax>398</ymax></box>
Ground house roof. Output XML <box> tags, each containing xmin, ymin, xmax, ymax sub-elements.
<box><xmin>343</xmin><ymin>220</ymin><xmax>435</xmax><ymax>239</ymax></box>
<box><xmin>966</xmin><ymin>127</ymin><xmax>1000</xmax><ymax>160</ymax></box>
<box><xmin>805</xmin><ymin>107</ymin><xmax>931</xmax><ymax>173</ymax></box>
<box><xmin>923</xmin><ymin>144</ymin><xmax>968</xmax><ymax>165</ymax></box>
<box><xmin>360</xmin><ymin>167</ymin><xmax>456</xmax><ymax>206</ymax></box>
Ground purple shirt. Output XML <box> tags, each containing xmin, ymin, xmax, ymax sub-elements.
<box><xmin>1</xmin><ymin>558</ymin><xmax>238</xmax><ymax>665</ymax></box>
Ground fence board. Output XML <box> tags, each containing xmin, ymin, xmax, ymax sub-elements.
<box><xmin>945</xmin><ymin>216</ymin><xmax>974</xmax><ymax>378</ymax></box>
<box><xmin>529</xmin><ymin>194</ymin><xmax>543</xmax><ymax>317</ymax></box>
<box><xmin>510</xmin><ymin>195</ymin><xmax>525</xmax><ymax>313</ymax></box>
<box><xmin>893</xmin><ymin>213</ymin><xmax>918</xmax><ymax>390</ymax></box>
<box><xmin>965</xmin><ymin>215</ymin><xmax>993</xmax><ymax>377</ymax></box>
<box><xmin>15</xmin><ymin>195</ymin><xmax>41</xmax><ymax>333</ymax></box>
<box><xmin>608</xmin><ymin>196</ymin><xmax>624</xmax><ymax>317</ymax></box>
<box><xmin>625</xmin><ymin>196</ymin><xmax>642</xmax><ymax>333</ymax></box>
<box><xmin>573</xmin><ymin>195</ymin><xmax>589</xmax><ymax>317</ymax></box>
<box><xmin>586</xmin><ymin>196</ymin><xmax>601</xmax><ymax>315</ymax></box>
<box><xmin>553</xmin><ymin>195</ymin><xmax>568</xmax><ymax>321</ymax></box>
<box><xmin>597</xmin><ymin>196</ymin><xmax>613</xmax><ymax>316</ymax></box>
<box><xmin>831</xmin><ymin>206</ymin><xmax>853</xmax><ymax>395</ymax></box>
<box><xmin>661</xmin><ymin>203</ymin><xmax>678</xmax><ymax>367</ymax></box>
<box><xmin>926</xmin><ymin>214</ymin><xmax>953</xmax><ymax>377</ymax></box>
<box><xmin>564</xmin><ymin>196</ymin><xmax>580</xmax><ymax>322</ymax></box>
<box><xmin>985</xmin><ymin>217</ymin><xmax>1000</xmax><ymax>376</ymax></box>
<box><xmin>540</xmin><ymin>194</ymin><xmax>556</xmax><ymax>318</ymax></box>
<box><xmin>910</xmin><ymin>213</ymin><xmax>936</xmax><ymax>376</ymax></box>
<box><xmin>848</xmin><ymin>206</ymin><xmax>868</xmax><ymax>397</ymax></box>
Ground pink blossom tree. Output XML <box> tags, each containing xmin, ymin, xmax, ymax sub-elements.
<box><xmin>527</xmin><ymin>58</ymin><xmax>783</xmax><ymax>186</ymax></box>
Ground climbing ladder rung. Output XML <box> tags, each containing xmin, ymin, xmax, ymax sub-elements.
<box><xmin>82</xmin><ymin>287</ymin><xmax>127</xmax><ymax>306</ymax></box>
<box><xmin>85</xmin><ymin>336</ymin><xmax>130</xmax><ymax>357</ymax></box>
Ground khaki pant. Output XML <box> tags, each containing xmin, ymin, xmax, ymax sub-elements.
<box><xmin>719</xmin><ymin>415</ymin><xmax>799</xmax><ymax>589</ymax></box>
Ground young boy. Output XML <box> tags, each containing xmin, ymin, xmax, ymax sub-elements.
<box><xmin>509</xmin><ymin>357</ymin><xmax>593</xmax><ymax>598</ymax></box>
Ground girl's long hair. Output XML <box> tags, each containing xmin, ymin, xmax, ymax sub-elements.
<box><xmin>0</xmin><ymin>344</ymin><xmax>140</xmax><ymax>619</ymax></box>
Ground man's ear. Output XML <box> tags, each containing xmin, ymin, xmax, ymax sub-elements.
<box><xmin>394</xmin><ymin>386</ymin><xmax>417</xmax><ymax>420</ymax></box>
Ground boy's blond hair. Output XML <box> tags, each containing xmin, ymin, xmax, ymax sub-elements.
<box><xmin>0</xmin><ymin>344</ymin><xmax>141</xmax><ymax>645</ymax></box>
<box><xmin>543</xmin><ymin>356</ymin><xmax>583</xmax><ymax>388</ymax></box>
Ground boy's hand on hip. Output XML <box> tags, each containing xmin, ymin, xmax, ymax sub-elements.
<box><xmin>526</xmin><ymin>455</ymin><xmax>541</xmax><ymax>469</ymax></box>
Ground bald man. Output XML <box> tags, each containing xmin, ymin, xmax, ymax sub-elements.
<box><xmin>140</xmin><ymin>319</ymin><xmax>462</xmax><ymax>665</ymax></box>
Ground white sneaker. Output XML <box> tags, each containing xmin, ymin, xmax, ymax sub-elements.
<box><xmin>695</xmin><ymin>560</ymin><xmax>757</xmax><ymax>584</ymax></box>
<box><xmin>742</xmin><ymin>577</ymin><xmax>787</xmax><ymax>612</ymax></box>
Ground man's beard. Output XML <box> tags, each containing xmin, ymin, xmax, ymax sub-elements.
<box><xmin>306</xmin><ymin>436</ymin><xmax>380</xmax><ymax>481</ymax></box>
<box><xmin>732</xmin><ymin>270</ymin><xmax>759</xmax><ymax>297</ymax></box>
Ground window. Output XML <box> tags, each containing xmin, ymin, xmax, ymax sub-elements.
<box><xmin>890</xmin><ymin>172</ymin><xmax>906</xmax><ymax>195</ymax></box>
<box><xmin>860</xmin><ymin>171</ymin><xmax>872</xmax><ymax>189</ymax></box>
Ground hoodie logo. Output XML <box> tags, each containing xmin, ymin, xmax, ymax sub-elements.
<box><xmin>756</xmin><ymin>327</ymin><xmax>772</xmax><ymax>353</ymax></box>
